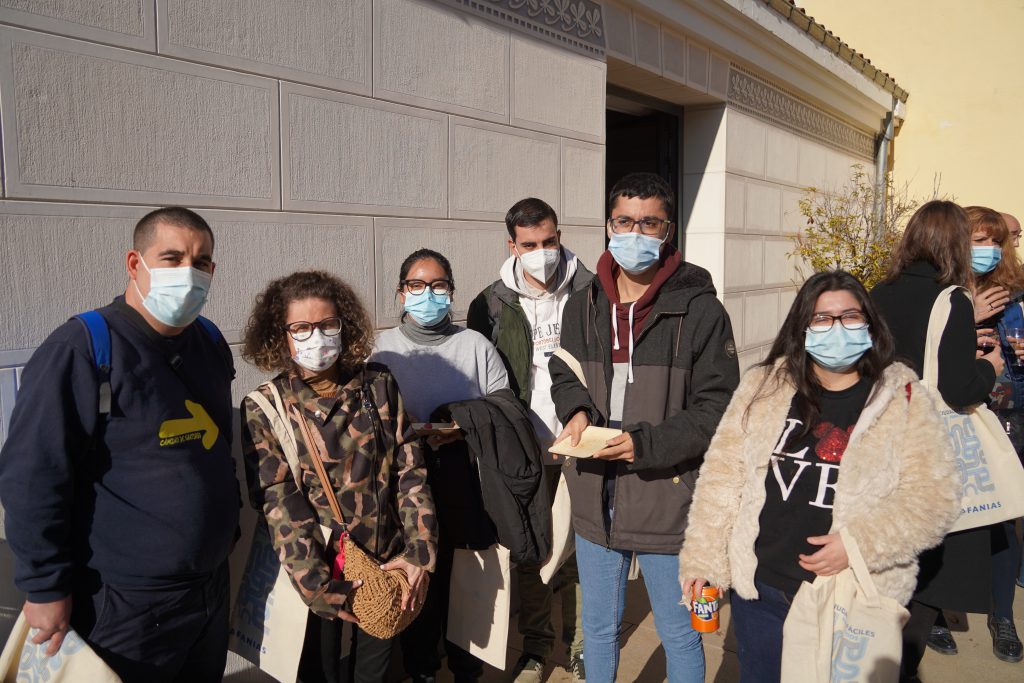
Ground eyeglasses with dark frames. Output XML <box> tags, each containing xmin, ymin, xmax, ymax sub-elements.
<box><xmin>607</xmin><ymin>216</ymin><xmax>673</xmax><ymax>236</ymax></box>
<box><xmin>284</xmin><ymin>316</ymin><xmax>343</xmax><ymax>341</ymax></box>
<box><xmin>401</xmin><ymin>279</ymin><xmax>452</xmax><ymax>296</ymax></box>
<box><xmin>807</xmin><ymin>311</ymin><xmax>869</xmax><ymax>333</ymax></box>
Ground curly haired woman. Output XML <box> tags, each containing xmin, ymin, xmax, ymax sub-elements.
<box><xmin>239</xmin><ymin>270</ymin><xmax>437</xmax><ymax>683</ymax></box>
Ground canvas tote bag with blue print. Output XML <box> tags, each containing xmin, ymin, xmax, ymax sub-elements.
<box><xmin>921</xmin><ymin>286</ymin><xmax>1024</xmax><ymax>532</ymax></box>
<box><xmin>1</xmin><ymin>611</ymin><xmax>121</xmax><ymax>683</ymax></box>
<box><xmin>780</xmin><ymin>530</ymin><xmax>908</xmax><ymax>683</ymax></box>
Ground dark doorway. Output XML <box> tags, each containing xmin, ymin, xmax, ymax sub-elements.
<box><xmin>605</xmin><ymin>93</ymin><xmax>681</xmax><ymax>242</ymax></box>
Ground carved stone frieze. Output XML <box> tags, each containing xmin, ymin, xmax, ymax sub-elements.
<box><xmin>727</xmin><ymin>66</ymin><xmax>875</xmax><ymax>159</ymax></box>
<box><xmin>432</xmin><ymin>0</ymin><xmax>605</xmax><ymax>57</ymax></box>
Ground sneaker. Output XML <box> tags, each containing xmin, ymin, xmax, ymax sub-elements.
<box><xmin>568</xmin><ymin>652</ymin><xmax>586</xmax><ymax>682</ymax></box>
<box><xmin>511</xmin><ymin>654</ymin><xmax>545</xmax><ymax>683</ymax></box>
<box><xmin>988</xmin><ymin>616</ymin><xmax>1023</xmax><ymax>663</ymax></box>
<box><xmin>926</xmin><ymin>625</ymin><xmax>958</xmax><ymax>655</ymax></box>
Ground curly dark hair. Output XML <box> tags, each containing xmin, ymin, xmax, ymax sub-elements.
<box><xmin>242</xmin><ymin>270</ymin><xmax>374</xmax><ymax>373</ymax></box>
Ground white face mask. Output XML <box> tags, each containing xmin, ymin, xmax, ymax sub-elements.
<box><xmin>517</xmin><ymin>247</ymin><xmax>560</xmax><ymax>284</ymax></box>
<box><xmin>292</xmin><ymin>329</ymin><xmax>341</xmax><ymax>373</ymax></box>
<box><xmin>133</xmin><ymin>255</ymin><xmax>213</xmax><ymax>328</ymax></box>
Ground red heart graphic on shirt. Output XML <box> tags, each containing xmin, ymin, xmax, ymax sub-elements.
<box><xmin>811</xmin><ymin>422</ymin><xmax>854</xmax><ymax>463</ymax></box>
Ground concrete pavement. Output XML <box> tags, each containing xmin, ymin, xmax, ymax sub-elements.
<box><xmin>432</xmin><ymin>579</ymin><xmax>1023</xmax><ymax>682</ymax></box>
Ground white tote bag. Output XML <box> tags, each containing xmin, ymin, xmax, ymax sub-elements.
<box><xmin>780</xmin><ymin>530</ymin><xmax>909</xmax><ymax>683</ymax></box>
<box><xmin>921</xmin><ymin>286</ymin><xmax>1024</xmax><ymax>532</ymax></box>
<box><xmin>228</xmin><ymin>383</ymin><xmax>312</xmax><ymax>683</ymax></box>
<box><xmin>549</xmin><ymin>348</ymin><xmax>640</xmax><ymax>580</ymax></box>
<box><xmin>0</xmin><ymin>611</ymin><xmax>122</xmax><ymax>683</ymax></box>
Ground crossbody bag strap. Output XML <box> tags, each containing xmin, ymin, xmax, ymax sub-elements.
<box><xmin>295</xmin><ymin>408</ymin><xmax>346</xmax><ymax>531</ymax></box>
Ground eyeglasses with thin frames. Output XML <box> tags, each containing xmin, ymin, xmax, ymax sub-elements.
<box><xmin>807</xmin><ymin>312</ymin><xmax>869</xmax><ymax>333</ymax></box>
<box><xmin>285</xmin><ymin>316</ymin><xmax>342</xmax><ymax>341</ymax></box>
<box><xmin>401</xmin><ymin>279</ymin><xmax>452</xmax><ymax>296</ymax></box>
<box><xmin>607</xmin><ymin>216</ymin><xmax>673</xmax><ymax>237</ymax></box>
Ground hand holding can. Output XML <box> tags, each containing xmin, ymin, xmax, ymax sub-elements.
<box><xmin>690</xmin><ymin>586</ymin><xmax>720</xmax><ymax>633</ymax></box>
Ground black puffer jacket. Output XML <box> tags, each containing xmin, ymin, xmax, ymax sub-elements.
<box><xmin>447</xmin><ymin>389</ymin><xmax>552</xmax><ymax>564</ymax></box>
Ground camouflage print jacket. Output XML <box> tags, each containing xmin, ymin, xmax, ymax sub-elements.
<box><xmin>240</xmin><ymin>362</ymin><xmax>437</xmax><ymax>620</ymax></box>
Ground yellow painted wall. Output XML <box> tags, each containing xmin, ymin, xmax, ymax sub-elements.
<box><xmin>799</xmin><ymin>0</ymin><xmax>1024</xmax><ymax>217</ymax></box>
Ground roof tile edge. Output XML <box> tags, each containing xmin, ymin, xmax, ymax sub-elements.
<box><xmin>765</xmin><ymin>0</ymin><xmax>909</xmax><ymax>102</ymax></box>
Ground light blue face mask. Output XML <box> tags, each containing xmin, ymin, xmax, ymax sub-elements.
<box><xmin>404</xmin><ymin>290</ymin><xmax>451</xmax><ymax>326</ymax></box>
<box><xmin>608</xmin><ymin>232</ymin><xmax>662</xmax><ymax>274</ymax></box>
<box><xmin>805</xmin><ymin>324</ymin><xmax>873</xmax><ymax>372</ymax></box>
<box><xmin>971</xmin><ymin>245</ymin><xmax>1002</xmax><ymax>274</ymax></box>
<box><xmin>133</xmin><ymin>255</ymin><xmax>212</xmax><ymax>328</ymax></box>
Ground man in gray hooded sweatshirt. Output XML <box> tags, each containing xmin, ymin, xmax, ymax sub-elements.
<box><xmin>468</xmin><ymin>197</ymin><xmax>594</xmax><ymax>683</ymax></box>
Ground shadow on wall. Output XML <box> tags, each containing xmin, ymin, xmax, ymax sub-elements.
<box><xmin>679</xmin><ymin>105</ymin><xmax>726</xmax><ymax>261</ymax></box>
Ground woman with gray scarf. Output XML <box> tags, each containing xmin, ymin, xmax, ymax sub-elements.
<box><xmin>370</xmin><ymin>248</ymin><xmax>508</xmax><ymax>683</ymax></box>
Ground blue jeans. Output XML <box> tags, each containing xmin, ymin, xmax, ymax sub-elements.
<box><xmin>575</xmin><ymin>534</ymin><xmax>704</xmax><ymax>683</ymax></box>
<box><xmin>730</xmin><ymin>580</ymin><xmax>795</xmax><ymax>683</ymax></box>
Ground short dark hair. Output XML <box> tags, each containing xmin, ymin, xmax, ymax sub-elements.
<box><xmin>608</xmin><ymin>172</ymin><xmax>675</xmax><ymax>218</ymax></box>
<box><xmin>398</xmin><ymin>248</ymin><xmax>455</xmax><ymax>292</ymax></box>
<box><xmin>133</xmin><ymin>207</ymin><xmax>214</xmax><ymax>252</ymax></box>
<box><xmin>504</xmin><ymin>197</ymin><xmax>558</xmax><ymax>240</ymax></box>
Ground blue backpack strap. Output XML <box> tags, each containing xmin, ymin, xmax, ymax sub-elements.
<box><xmin>195</xmin><ymin>315</ymin><xmax>234</xmax><ymax>379</ymax></box>
<box><xmin>74</xmin><ymin>310</ymin><xmax>112</xmax><ymax>415</ymax></box>
<box><xmin>195</xmin><ymin>315</ymin><xmax>224</xmax><ymax>345</ymax></box>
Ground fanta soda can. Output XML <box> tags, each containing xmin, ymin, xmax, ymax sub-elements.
<box><xmin>690</xmin><ymin>586</ymin><xmax>720</xmax><ymax>633</ymax></box>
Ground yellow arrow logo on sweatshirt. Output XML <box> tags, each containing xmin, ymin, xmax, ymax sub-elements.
<box><xmin>158</xmin><ymin>400</ymin><xmax>218</xmax><ymax>450</ymax></box>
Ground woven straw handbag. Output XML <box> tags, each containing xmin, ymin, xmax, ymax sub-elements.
<box><xmin>295</xmin><ymin>391</ymin><xmax>427</xmax><ymax>640</ymax></box>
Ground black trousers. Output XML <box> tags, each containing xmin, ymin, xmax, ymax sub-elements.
<box><xmin>71</xmin><ymin>563</ymin><xmax>229</xmax><ymax>683</ymax></box>
<box><xmin>400</xmin><ymin>538</ymin><xmax>483</xmax><ymax>681</ymax></box>
<box><xmin>298</xmin><ymin>614</ymin><xmax>394</xmax><ymax>683</ymax></box>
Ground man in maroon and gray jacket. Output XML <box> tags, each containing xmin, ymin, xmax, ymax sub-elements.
<box><xmin>550</xmin><ymin>172</ymin><xmax>739</xmax><ymax>683</ymax></box>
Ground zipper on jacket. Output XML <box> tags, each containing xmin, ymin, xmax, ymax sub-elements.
<box><xmin>361</xmin><ymin>389</ymin><xmax>385</xmax><ymax>558</ymax></box>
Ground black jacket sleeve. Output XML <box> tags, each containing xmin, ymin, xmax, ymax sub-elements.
<box><xmin>626</xmin><ymin>295</ymin><xmax>740</xmax><ymax>471</ymax></box>
<box><xmin>937</xmin><ymin>290</ymin><xmax>997</xmax><ymax>408</ymax></box>
<box><xmin>548</xmin><ymin>293</ymin><xmax>601</xmax><ymax>426</ymax></box>
<box><xmin>466</xmin><ymin>288</ymin><xmax>494</xmax><ymax>341</ymax></box>
<box><xmin>0</xmin><ymin>326</ymin><xmax>99</xmax><ymax>601</ymax></box>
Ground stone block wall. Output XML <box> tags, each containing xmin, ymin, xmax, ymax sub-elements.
<box><xmin>0</xmin><ymin>0</ymin><xmax>607</xmax><ymax>667</ymax></box>
<box><xmin>0</xmin><ymin>0</ymin><xmax>607</xmax><ymax>425</ymax></box>
<box><xmin>684</xmin><ymin>105</ymin><xmax>873</xmax><ymax>375</ymax></box>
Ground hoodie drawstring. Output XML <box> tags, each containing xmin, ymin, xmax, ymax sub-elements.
<box><xmin>612</xmin><ymin>304</ymin><xmax>620</xmax><ymax>350</ymax></box>
<box><xmin>626</xmin><ymin>302</ymin><xmax>636</xmax><ymax>383</ymax></box>
<box><xmin>611</xmin><ymin>303</ymin><xmax>636</xmax><ymax>383</ymax></box>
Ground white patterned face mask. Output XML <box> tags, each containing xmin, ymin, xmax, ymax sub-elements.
<box><xmin>291</xmin><ymin>329</ymin><xmax>341</xmax><ymax>372</ymax></box>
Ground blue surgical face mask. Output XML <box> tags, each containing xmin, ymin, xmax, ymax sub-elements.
<box><xmin>404</xmin><ymin>289</ymin><xmax>451</xmax><ymax>326</ymax></box>
<box><xmin>133</xmin><ymin>255</ymin><xmax>212</xmax><ymax>328</ymax></box>
<box><xmin>971</xmin><ymin>245</ymin><xmax>1002</xmax><ymax>274</ymax></box>
<box><xmin>804</xmin><ymin>324</ymin><xmax>873</xmax><ymax>372</ymax></box>
<box><xmin>608</xmin><ymin>232</ymin><xmax>663</xmax><ymax>274</ymax></box>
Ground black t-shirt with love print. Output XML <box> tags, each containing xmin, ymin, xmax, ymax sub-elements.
<box><xmin>754</xmin><ymin>377</ymin><xmax>872</xmax><ymax>594</ymax></box>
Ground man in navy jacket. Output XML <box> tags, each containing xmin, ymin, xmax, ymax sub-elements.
<box><xmin>0</xmin><ymin>207</ymin><xmax>238</xmax><ymax>682</ymax></box>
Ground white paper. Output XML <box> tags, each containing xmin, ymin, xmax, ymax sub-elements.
<box><xmin>548</xmin><ymin>426</ymin><xmax>622</xmax><ymax>458</ymax></box>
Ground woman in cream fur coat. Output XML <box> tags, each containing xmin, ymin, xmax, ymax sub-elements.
<box><xmin>679</xmin><ymin>270</ymin><xmax>960</xmax><ymax>683</ymax></box>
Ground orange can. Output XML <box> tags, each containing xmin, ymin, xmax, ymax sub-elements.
<box><xmin>690</xmin><ymin>586</ymin><xmax>720</xmax><ymax>633</ymax></box>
